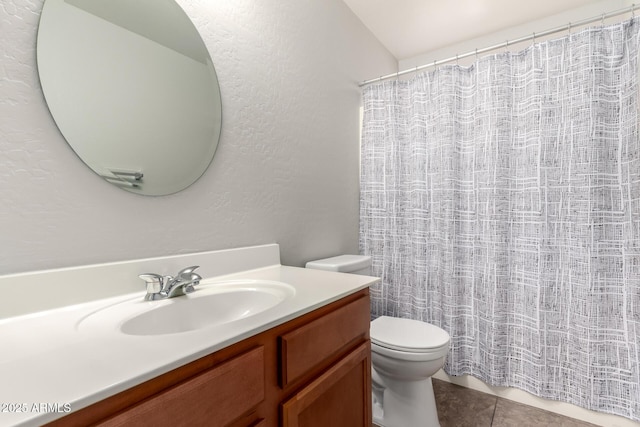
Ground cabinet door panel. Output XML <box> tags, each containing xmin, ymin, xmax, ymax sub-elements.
<box><xmin>281</xmin><ymin>342</ymin><xmax>371</xmax><ymax>427</ymax></box>
<box><xmin>98</xmin><ymin>346</ymin><xmax>265</xmax><ymax>427</ymax></box>
<box><xmin>279</xmin><ymin>295</ymin><xmax>369</xmax><ymax>388</ymax></box>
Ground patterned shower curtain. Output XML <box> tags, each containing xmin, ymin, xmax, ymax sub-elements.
<box><xmin>360</xmin><ymin>18</ymin><xmax>640</xmax><ymax>421</ymax></box>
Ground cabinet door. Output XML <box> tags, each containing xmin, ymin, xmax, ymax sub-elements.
<box><xmin>281</xmin><ymin>342</ymin><xmax>371</xmax><ymax>427</ymax></box>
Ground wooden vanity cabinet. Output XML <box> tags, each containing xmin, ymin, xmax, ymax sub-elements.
<box><xmin>278</xmin><ymin>293</ymin><xmax>372</xmax><ymax>427</ymax></box>
<box><xmin>46</xmin><ymin>288</ymin><xmax>371</xmax><ymax>427</ymax></box>
<box><xmin>281</xmin><ymin>342</ymin><xmax>371</xmax><ymax>427</ymax></box>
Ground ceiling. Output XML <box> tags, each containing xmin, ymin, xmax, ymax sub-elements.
<box><xmin>342</xmin><ymin>0</ymin><xmax>605</xmax><ymax>60</ymax></box>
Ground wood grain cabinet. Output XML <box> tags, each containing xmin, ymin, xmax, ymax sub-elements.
<box><xmin>281</xmin><ymin>342</ymin><xmax>371</xmax><ymax>427</ymax></box>
<box><xmin>47</xmin><ymin>289</ymin><xmax>371</xmax><ymax>427</ymax></box>
<box><xmin>98</xmin><ymin>347</ymin><xmax>265</xmax><ymax>427</ymax></box>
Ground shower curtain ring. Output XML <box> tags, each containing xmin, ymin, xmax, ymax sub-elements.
<box><xmin>602</xmin><ymin>13</ymin><xmax>606</xmax><ymax>26</ymax></box>
<box><xmin>532</xmin><ymin>32</ymin><xmax>536</xmax><ymax>46</ymax></box>
<box><xmin>568</xmin><ymin>22</ymin><xmax>572</xmax><ymax>35</ymax></box>
<box><xmin>633</xmin><ymin>4</ymin><xmax>636</xmax><ymax>18</ymax></box>
<box><xmin>475</xmin><ymin>48</ymin><xmax>479</xmax><ymax>61</ymax></box>
<box><xmin>505</xmin><ymin>40</ymin><xmax>509</xmax><ymax>53</ymax></box>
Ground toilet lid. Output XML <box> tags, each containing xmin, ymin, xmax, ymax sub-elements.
<box><xmin>371</xmin><ymin>316</ymin><xmax>450</xmax><ymax>352</ymax></box>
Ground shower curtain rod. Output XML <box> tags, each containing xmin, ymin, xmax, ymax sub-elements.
<box><xmin>359</xmin><ymin>4</ymin><xmax>640</xmax><ymax>87</ymax></box>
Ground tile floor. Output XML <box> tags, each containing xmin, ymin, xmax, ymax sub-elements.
<box><xmin>374</xmin><ymin>379</ymin><xmax>599</xmax><ymax>427</ymax></box>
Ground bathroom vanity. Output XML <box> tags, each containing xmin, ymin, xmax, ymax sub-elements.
<box><xmin>48</xmin><ymin>290</ymin><xmax>371</xmax><ymax>426</ymax></box>
<box><xmin>0</xmin><ymin>245</ymin><xmax>378</xmax><ymax>427</ymax></box>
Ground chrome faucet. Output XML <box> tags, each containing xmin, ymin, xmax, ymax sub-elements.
<box><xmin>138</xmin><ymin>266</ymin><xmax>202</xmax><ymax>301</ymax></box>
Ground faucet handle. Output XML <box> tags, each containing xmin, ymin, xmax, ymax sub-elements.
<box><xmin>177</xmin><ymin>266</ymin><xmax>200</xmax><ymax>280</ymax></box>
<box><xmin>185</xmin><ymin>272</ymin><xmax>202</xmax><ymax>292</ymax></box>
<box><xmin>139</xmin><ymin>273</ymin><xmax>164</xmax><ymax>298</ymax></box>
<box><xmin>177</xmin><ymin>266</ymin><xmax>201</xmax><ymax>295</ymax></box>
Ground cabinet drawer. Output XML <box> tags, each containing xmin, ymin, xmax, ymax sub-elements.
<box><xmin>279</xmin><ymin>295</ymin><xmax>370</xmax><ymax>388</ymax></box>
<box><xmin>98</xmin><ymin>346</ymin><xmax>265</xmax><ymax>427</ymax></box>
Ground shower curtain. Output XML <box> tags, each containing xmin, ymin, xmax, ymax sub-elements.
<box><xmin>360</xmin><ymin>18</ymin><xmax>640</xmax><ymax>421</ymax></box>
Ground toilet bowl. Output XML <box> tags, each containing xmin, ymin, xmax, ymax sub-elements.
<box><xmin>370</xmin><ymin>316</ymin><xmax>450</xmax><ymax>427</ymax></box>
<box><xmin>304</xmin><ymin>255</ymin><xmax>450</xmax><ymax>427</ymax></box>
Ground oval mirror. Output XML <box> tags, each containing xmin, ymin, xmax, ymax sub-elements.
<box><xmin>36</xmin><ymin>0</ymin><xmax>222</xmax><ymax>196</ymax></box>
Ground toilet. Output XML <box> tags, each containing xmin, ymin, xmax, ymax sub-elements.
<box><xmin>306</xmin><ymin>255</ymin><xmax>451</xmax><ymax>427</ymax></box>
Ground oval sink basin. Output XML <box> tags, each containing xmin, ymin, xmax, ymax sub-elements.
<box><xmin>77</xmin><ymin>280</ymin><xmax>295</xmax><ymax>336</ymax></box>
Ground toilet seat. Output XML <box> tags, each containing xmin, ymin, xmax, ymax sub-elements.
<box><xmin>372</xmin><ymin>340</ymin><xmax>449</xmax><ymax>362</ymax></box>
<box><xmin>371</xmin><ymin>316</ymin><xmax>450</xmax><ymax>353</ymax></box>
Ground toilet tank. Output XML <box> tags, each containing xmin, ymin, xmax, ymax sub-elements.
<box><xmin>305</xmin><ymin>254</ymin><xmax>372</xmax><ymax>275</ymax></box>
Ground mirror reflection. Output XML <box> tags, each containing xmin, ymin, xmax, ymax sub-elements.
<box><xmin>37</xmin><ymin>0</ymin><xmax>222</xmax><ymax>195</ymax></box>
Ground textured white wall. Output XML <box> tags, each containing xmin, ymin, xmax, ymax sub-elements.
<box><xmin>0</xmin><ymin>0</ymin><xmax>396</xmax><ymax>275</ymax></box>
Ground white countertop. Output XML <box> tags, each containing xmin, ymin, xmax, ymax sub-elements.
<box><xmin>0</xmin><ymin>264</ymin><xmax>378</xmax><ymax>426</ymax></box>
